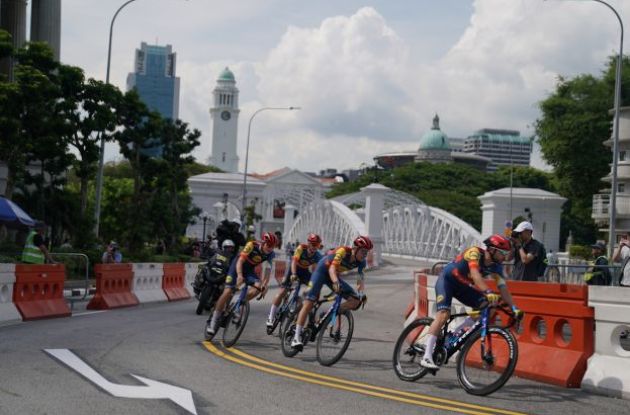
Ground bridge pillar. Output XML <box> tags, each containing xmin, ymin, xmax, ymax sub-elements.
<box><xmin>283</xmin><ymin>204</ymin><xmax>296</xmax><ymax>245</ymax></box>
<box><xmin>361</xmin><ymin>183</ymin><xmax>389</xmax><ymax>266</ymax></box>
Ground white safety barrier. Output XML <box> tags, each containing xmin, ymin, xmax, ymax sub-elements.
<box><xmin>0</xmin><ymin>264</ymin><xmax>20</xmax><ymax>323</ymax></box>
<box><xmin>185</xmin><ymin>263</ymin><xmax>203</xmax><ymax>297</ymax></box>
<box><xmin>582</xmin><ymin>286</ymin><xmax>630</xmax><ymax>399</ymax></box>
<box><xmin>131</xmin><ymin>263</ymin><xmax>167</xmax><ymax>303</ymax></box>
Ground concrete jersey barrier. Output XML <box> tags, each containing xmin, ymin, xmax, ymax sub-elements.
<box><xmin>0</xmin><ymin>264</ymin><xmax>21</xmax><ymax>323</ymax></box>
<box><xmin>132</xmin><ymin>263</ymin><xmax>167</xmax><ymax>303</ymax></box>
<box><xmin>582</xmin><ymin>286</ymin><xmax>630</xmax><ymax>399</ymax></box>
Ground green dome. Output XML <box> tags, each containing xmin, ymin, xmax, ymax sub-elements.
<box><xmin>218</xmin><ymin>67</ymin><xmax>235</xmax><ymax>82</ymax></box>
<box><xmin>418</xmin><ymin>114</ymin><xmax>450</xmax><ymax>150</ymax></box>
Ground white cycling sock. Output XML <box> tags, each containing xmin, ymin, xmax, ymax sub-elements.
<box><xmin>423</xmin><ymin>334</ymin><xmax>437</xmax><ymax>361</ymax></box>
<box><xmin>294</xmin><ymin>325</ymin><xmax>303</xmax><ymax>341</ymax></box>
<box><xmin>268</xmin><ymin>305</ymin><xmax>277</xmax><ymax>320</ymax></box>
<box><xmin>210</xmin><ymin>310</ymin><xmax>221</xmax><ymax>328</ymax></box>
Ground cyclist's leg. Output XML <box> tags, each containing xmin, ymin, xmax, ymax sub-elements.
<box><xmin>207</xmin><ymin>272</ymin><xmax>237</xmax><ymax>334</ymax></box>
<box><xmin>292</xmin><ymin>270</ymin><xmax>326</xmax><ymax>346</ymax></box>
<box><xmin>269</xmin><ymin>270</ymin><xmax>292</xmax><ymax>322</ymax></box>
<box><xmin>245</xmin><ymin>274</ymin><xmax>262</xmax><ymax>301</ymax></box>
<box><xmin>420</xmin><ymin>274</ymin><xmax>453</xmax><ymax>369</ymax></box>
<box><xmin>337</xmin><ymin>279</ymin><xmax>360</xmax><ymax>312</ymax></box>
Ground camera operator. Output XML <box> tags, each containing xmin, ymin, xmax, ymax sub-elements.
<box><xmin>510</xmin><ymin>221</ymin><xmax>546</xmax><ymax>281</ymax></box>
<box><xmin>102</xmin><ymin>241</ymin><xmax>123</xmax><ymax>264</ymax></box>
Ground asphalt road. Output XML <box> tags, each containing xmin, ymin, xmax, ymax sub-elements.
<box><xmin>0</xmin><ymin>261</ymin><xmax>628</xmax><ymax>415</ymax></box>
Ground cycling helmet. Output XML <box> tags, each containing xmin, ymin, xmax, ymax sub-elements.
<box><xmin>483</xmin><ymin>234</ymin><xmax>511</xmax><ymax>252</ymax></box>
<box><xmin>262</xmin><ymin>232</ymin><xmax>279</xmax><ymax>248</ymax></box>
<box><xmin>222</xmin><ymin>239</ymin><xmax>235</xmax><ymax>250</ymax></box>
<box><xmin>307</xmin><ymin>233</ymin><xmax>322</xmax><ymax>247</ymax></box>
<box><xmin>353</xmin><ymin>235</ymin><xmax>373</xmax><ymax>250</ymax></box>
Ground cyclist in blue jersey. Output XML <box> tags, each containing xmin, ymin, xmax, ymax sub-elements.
<box><xmin>266</xmin><ymin>233</ymin><xmax>323</xmax><ymax>327</ymax></box>
<box><xmin>419</xmin><ymin>234</ymin><xmax>522</xmax><ymax>370</ymax></box>
<box><xmin>206</xmin><ymin>232</ymin><xmax>278</xmax><ymax>337</ymax></box>
<box><xmin>290</xmin><ymin>235</ymin><xmax>373</xmax><ymax>350</ymax></box>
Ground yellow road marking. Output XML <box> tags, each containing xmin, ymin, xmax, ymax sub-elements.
<box><xmin>202</xmin><ymin>342</ymin><xmax>529</xmax><ymax>415</ymax></box>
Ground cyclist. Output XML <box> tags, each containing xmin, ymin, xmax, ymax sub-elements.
<box><xmin>290</xmin><ymin>235</ymin><xmax>373</xmax><ymax>350</ymax></box>
<box><xmin>205</xmin><ymin>232</ymin><xmax>278</xmax><ymax>337</ymax></box>
<box><xmin>419</xmin><ymin>234</ymin><xmax>522</xmax><ymax>370</ymax></box>
<box><xmin>266</xmin><ymin>233</ymin><xmax>323</xmax><ymax>328</ymax></box>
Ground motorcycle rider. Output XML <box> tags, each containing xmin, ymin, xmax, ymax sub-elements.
<box><xmin>193</xmin><ymin>239</ymin><xmax>236</xmax><ymax>301</ymax></box>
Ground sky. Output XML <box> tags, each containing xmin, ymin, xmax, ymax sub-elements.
<box><xmin>58</xmin><ymin>0</ymin><xmax>629</xmax><ymax>174</ymax></box>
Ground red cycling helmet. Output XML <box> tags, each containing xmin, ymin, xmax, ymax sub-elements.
<box><xmin>307</xmin><ymin>233</ymin><xmax>322</xmax><ymax>247</ymax></box>
<box><xmin>353</xmin><ymin>235</ymin><xmax>373</xmax><ymax>250</ymax></box>
<box><xmin>262</xmin><ymin>232</ymin><xmax>279</xmax><ymax>248</ymax></box>
<box><xmin>483</xmin><ymin>234</ymin><xmax>511</xmax><ymax>252</ymax></box>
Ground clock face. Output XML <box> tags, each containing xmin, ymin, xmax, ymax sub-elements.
<box><xmin>221</xmin><ymin>111</ymin><xmax>231</xmax><ymax>121</ymax></box>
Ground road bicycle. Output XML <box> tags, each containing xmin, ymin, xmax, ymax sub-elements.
<box><xmin>392</xmin><ymin>302</ymin><xmax>519</xmax><ymax>396</ymax></box>
<box><xmin>266</xmin><ymin>282</ymin><xmax>303</xmax><ymax>337</ymax></box>
<box><xmin>204</xmin><ymin>281</ymin><xmax>262</xmax><ymax>347</ymax></box>
<box><xmin>281</xmin><ymin>292</ymin><xmax>354</xmax><ymax>366</ymax></box>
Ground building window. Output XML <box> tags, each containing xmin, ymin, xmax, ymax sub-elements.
<box><xmin>619</xmin><ymin>183</ymin><xmax>625</xmax><ymax>193</ymax></box>
<box><xmin>620</xmin><ymin>151</ymin><xmax>626</xmax><ymax>161</ymax></box>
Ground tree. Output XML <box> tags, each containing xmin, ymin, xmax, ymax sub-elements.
<box><xmin>535</xmin><ymin>55</ymin><xmax>630</xmax><ymax>244</ymax></box>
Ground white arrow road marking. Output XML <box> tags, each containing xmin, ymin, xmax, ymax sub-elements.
<box><xmin>45</xmin><ymin>349</ymin><xmax>197</xmax><ymax>415</ymax></box>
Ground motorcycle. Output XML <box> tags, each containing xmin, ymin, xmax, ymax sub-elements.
<box><xmin>192</xmin><ymin>263</ymin><xmax>226</xmax><ymax>315</ymax></box>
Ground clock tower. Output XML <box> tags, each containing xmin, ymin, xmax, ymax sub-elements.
<box><xmin>209</xmin><ymin>67</ymin><xmax>240</xmax><ymax>172</ymax></box>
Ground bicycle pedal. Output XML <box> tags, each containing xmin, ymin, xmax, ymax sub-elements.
<box><xmin>428</xmin><ymin>369</ymin><xmax>438</xmax><ymax>376</ymax></box>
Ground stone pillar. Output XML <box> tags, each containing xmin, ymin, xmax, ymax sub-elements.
<box><xmin>30</xmin><ymin>0</ymin><xmax>62</xmax><ymax>61</ymax></box>
<box><xmin>283</xmin><ymin>204</ymin><xmax>296</xmax><ymax>242</ymax></box>
<box><xmin>0</xmin><ymin>0</ymin><xmax>28</xmax><ymax>80</ymax></box>
<box><xmin>360</xmin><ymin>183</ymin><xmax>389</xmax><ymax>266</ymax></box>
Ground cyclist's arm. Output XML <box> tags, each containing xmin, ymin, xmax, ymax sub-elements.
<box><xmin>492</xmin><ymin>273</ymin><xmax>515</xmax><ymax>307</ymax></box>
<box><xmin>329</xmin><ymin>263</ymin><xmax>339</xmax><ymax>284</ymax></box>
<box><xmin>470</xmin><ymin>267</ymin><xmax>490</xmax><ymax>293</ymax></box>
<box><xmin>236</xmin><ymin>256</ymin><xmax>245</xmax><ymax>282</ymax></box>
<box><xmin>290</xmin><ymin>255</ymin><xmax>298</xmax><ymax>275</ymax></box>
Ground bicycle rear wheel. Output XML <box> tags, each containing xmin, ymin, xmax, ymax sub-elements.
<box><xmin>222</xmin><ymin>301</ymin><xmax>250</xmax><ymax>348</ymax></box>
<box><xmin>316</xmin><ymin>310</ymin><xmax>354</xmax><ymax>366</ymax></box>
<box><xmin>280</xmin><ymin>319</ymin><xmax>300</xmax><ymax>358</ymax></box>
<box><xmin>456</xmin><ymin>326</ymin><xmax>518</xmax><ymax>395</ymax></box>
<box><xmin>392</xmin><ymin>317</ymin><xmax>433</xmax><ymax>381</ymax></box>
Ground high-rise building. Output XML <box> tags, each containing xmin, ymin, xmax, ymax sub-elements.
<box><xmin>463</xmin><ymin>129</ymin><xmax>532</xmax><ymax>172</ymax></box>
<box><xmin>30</xmin><ymin>0</ymin><xmax>61</xmax><ymax>61</ymax></box>
<box><xmin>127</xmin><ymin>42</ymin><xmax>180</xmax><ymax>120</ymax></box>
<box><xmin>208</xmin><ymin>67</ymin><xmax>239</xmax><ymax>172</ymax></box>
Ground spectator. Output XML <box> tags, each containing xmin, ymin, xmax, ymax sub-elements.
<box><xmin>612</xmin><ymin>233</ymin><xmax>630</xmax><ymax>287</ymax></box>
<box><xmin>60</xmin><ymin>238</ymin><xmax>72</xmax><ymax>249</ymax></box>
<box><xmin>510</xmin><ymin>221</ymin><xmax>546</xmax><ymax>281</ymax></box>
<box><xmin>22</xmin><ymin>221</ymin><xmax>56</xmax><ymax>264</ymax></box>
<box><xmin>102</xmin><ymin>241</ymin><xmax>123</xmax><ymax>263</ymax></box>
<box><xmin>246</xmin><ymin>225</ymin><xmax>256</xmax><ymax>242</ymax></box>
<box><xmin>585</xmin><ymin>242</ymin><xmax>611</xmax><ymax>286</ymax></box>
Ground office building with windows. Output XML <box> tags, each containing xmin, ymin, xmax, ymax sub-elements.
<box><xmin>463</xmin><ymin>129</ymin><xmax>532</xmax><ymax>171</ymax></box>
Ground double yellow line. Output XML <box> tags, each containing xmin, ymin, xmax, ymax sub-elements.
<box><xmin>202</xmin><ymin>341</ymin><xmax>530</xmax><ymax>415</ymax></box>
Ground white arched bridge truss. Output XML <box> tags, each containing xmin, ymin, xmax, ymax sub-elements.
<box><xmin>382</xmin><ymin>204</ymin><xmax>483</xmax><ymax>261</ymax></box>
<box><xmin>289</xmin><ymin>189</ymin><xmax>482</xmax><ymax>262</ymax></box>
<box><xmin>286</xmin><ymin>200</ymin><xmax>366</xmax><ymax>250</ymax></box>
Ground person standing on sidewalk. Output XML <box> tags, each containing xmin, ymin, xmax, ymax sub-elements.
<box><xmin>22</xmin><ymin>221</ymin><xmax>56</xmax><ymax>264</ymax></box>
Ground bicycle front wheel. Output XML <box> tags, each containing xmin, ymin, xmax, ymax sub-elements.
<box><xmin>456</xmin><ymin>326</ymin><xmax>518</xmax><ymax>396</ymax></box>
<box><xmin>280</xmin><ymin>319</ymin><xmax>300</xmax><ymax>358</ymax></box>
<box><xmin>392</xmin><ymin>317</ymin><xmax>433</xmax><ymax>381</ymax></box>
<box><xmin>316</xmin><ymin>310</ymin><xmax>354</xmax><ymax>366</ymax></box>
<box><xmin>222</xmin><ymin>301</ymin><xmax>250</xmax><ymax>348</ymax></box>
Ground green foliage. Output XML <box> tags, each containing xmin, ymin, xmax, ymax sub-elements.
<box><xmin>569</xmin><ymin>245</ymin><xmax>591</xmax><ymax>260</ymax></box>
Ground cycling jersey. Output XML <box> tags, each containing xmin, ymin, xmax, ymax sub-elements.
<box><xmin>281</xmin><ymin>243</ymin><xmax>323</xmax><ymax>287</ymax></box>
<box><xmin>435</xmin><ymin>246</ymin><xmax>503</xmax><ymax>312</ymax></box>
<box><xmin>305</xmin><ymin>246</ymin><xmax>364</xmax><ymax>301</ymax></box>
<box><xmin>226</xmin><ymin>241</ymin><xmax>275</xmax><ymax>288</ymax></box>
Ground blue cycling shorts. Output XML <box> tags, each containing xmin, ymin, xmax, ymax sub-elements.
<box><xmin>435</xmin><ymin>272</ymin><xmax>486</xmax><ymax>312</ymax></box>
<box><xmin>305</xmin><ymin>268</ymin><xmax>357</xmax><ymax>301</ymax></box>
<box><xmin>280</xmin><ymin>264</ymin><xmax>311</xmax><ymax>288</ymax></box>
<box><xmin>226</xmin><ymin>259</ymin><xmax>260</xmax><ymax>289</ymax></box>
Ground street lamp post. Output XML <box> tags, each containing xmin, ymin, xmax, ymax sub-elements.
<box><xmin>201</xmin><ymin>211</ymin><xmax>209</xmax><ymax>242</ymax></box>
<box><xmin>240</xmin><ymin>106</ymin><xmax>301</xmax><ymax>227</ymax></box>
<box><xmin>93</xmin><ymin>0</ymin><xmax>141</xmax><ymax>238</ymax></box>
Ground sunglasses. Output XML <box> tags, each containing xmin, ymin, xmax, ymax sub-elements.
<box><xmin>494</xmin><ymin>248</ymin><xmax>510</xmax><ymax>256</ymax></box>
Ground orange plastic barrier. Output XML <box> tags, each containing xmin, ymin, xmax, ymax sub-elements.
<box><xmin>484</xmin><ymin>280</ymin><xmax>594</xmax><ymax>387</ymax></box>
<box><xmin>162</xmin><ymin>263</ymin><xmax>190</xmax><ymax>301</ymax></box>
<box><xmin>87</xmin><ymin>264</ymin><xmax>138</xmax><ymax>310</ymax></box>
<box><xmin>13</xmin><ymin>264</ymin><xmax>71</xmax><ymax>320</ymax></box>
<box><xmin>414</xmin><ymin>272</ymin><xmax>428</xmax><ymax>319</ymax></box>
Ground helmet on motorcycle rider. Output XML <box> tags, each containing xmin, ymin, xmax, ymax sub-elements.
<box><xmin>483</xmin><ymin>234</ymin><xmax>511</xmax><ymax>254</ymax></box>
<box><xmin>307</xmin><ymin>233</ymin><xmax>322</xmax><ymax>248</ymax></box>
<box><xmin>262</xmin><ymin>232</ymin><xmax>279</xmax><ymax>248</ymax></box>
<box><xmin>353</xmin><ymin>235</ymin><xmax>373</xmax><ymax>250</ymax></box>
<box><xmin>222</xmin><ymin>239</ymin><xmax>235</xmax><ymax>252</ymax></box>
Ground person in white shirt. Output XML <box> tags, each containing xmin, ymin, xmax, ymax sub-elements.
<box><xmin>612</xmin><ymin>234</ymin><xmax>630</xmax><ymax>287</ymax></box>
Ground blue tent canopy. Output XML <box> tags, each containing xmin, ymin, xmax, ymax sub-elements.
<box><xmin>0</xmin><ymin>197</ymin><xmax>35</xmax><ymax>227</ymax></box>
